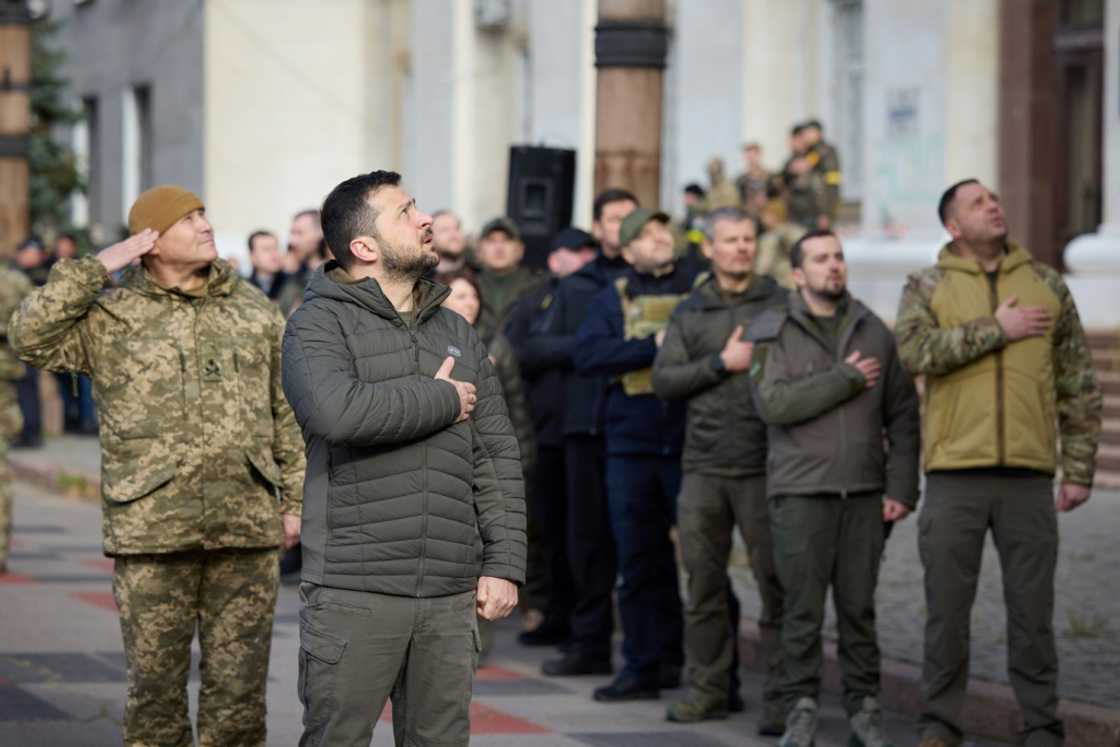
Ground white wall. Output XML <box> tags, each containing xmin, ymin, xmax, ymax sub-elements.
<box><xmin>204</xmin><ymin>0</ymin><xmax>405</xmax><ymax>259</ymax></box>
<box><xmin>741</xmin><ymin>0</ymin><xmax>818</xmax><ymax>174</ymax></box>
<box><xmin>664</xmin><ymin>0</ymin><xmax>744</xmax><ymax>215</ymax></box>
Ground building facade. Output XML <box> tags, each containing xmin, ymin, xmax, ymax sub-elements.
<box><xmin>51</xmin><ymin>0</ymin><xmax>1116</xmax><ymax>315</ymax></box>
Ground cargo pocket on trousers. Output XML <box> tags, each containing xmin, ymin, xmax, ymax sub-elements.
<box><xmin>298</xmin><ymin>616</ymin><xmax>347</xmax><ymax>719</ymax></box>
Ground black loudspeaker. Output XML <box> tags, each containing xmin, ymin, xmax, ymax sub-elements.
<box><xmin>506</xmin><ymin>146</ymin><xmax>576</xmax><ymax>268</ymax></box>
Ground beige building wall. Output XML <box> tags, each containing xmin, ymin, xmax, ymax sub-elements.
<box><xmin>943</xmin><ymin>0</ymin><xmax>999</xmax><ymax>190</ymax></box>
<box><xmin>204</xmin><ymin>0</ymin><xmax>408</xmax><ymax>252</ymax></box>
<box><xmin>741</xmin><ymin>0</ymin><xmax>820</xmax><ymax>169</ymax></box>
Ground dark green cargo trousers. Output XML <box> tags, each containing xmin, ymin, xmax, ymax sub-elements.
<box><xmin>297</xmin><ymin>584</ymin><xmax>479</xmax><ymax>747</ymax></box>
<box><xmin>770</xmin><ymin>492</ymin><xmax>885</xmax><ymax>716</ymax></box>
<box><xmin>678</xmin><ymin>472</ymin><xmax>783</xmax><ymax>704</ymax></box>
<box><xmin>918</xmin><ymin>471</ymin><xmax>1062</xmax><ymax>747</ymax></box>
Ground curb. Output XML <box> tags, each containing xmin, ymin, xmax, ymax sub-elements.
<box><xmin>737</xmin><ymin>621</ymin><xmax>1120</xmax><ymax>747</ymax></box>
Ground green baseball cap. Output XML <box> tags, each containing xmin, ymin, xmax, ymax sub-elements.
<box><xmin>479</xmin><ymin>216</ymin><xmax>521</xmax><ymax>241</ymax></box>
<box><xmin>618</xmin><ymin>208</ymin><xmax>671</xmax><ymax>249</ymax></box>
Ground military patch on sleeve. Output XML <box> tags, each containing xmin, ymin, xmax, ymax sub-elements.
<box><xmin>749</xmin><ymin>347</ymin><xmax>767</xmax><ymax>381</ymax></box>
<box><xmin>447</xmin><ymin>345</ymin><xmax>462</xmax><ymax>358</ymax></box>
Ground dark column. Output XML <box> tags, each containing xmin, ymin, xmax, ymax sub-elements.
<box><xmin>998</xmin><ymin>0</ymin><xmax>1060</xmax><ymax>267</ymax></box>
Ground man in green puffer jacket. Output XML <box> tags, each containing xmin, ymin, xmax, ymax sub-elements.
<box><xmin>282</xmin><ymin>170</ymin><xmax>526</xmax><ymax>747</ymax></box>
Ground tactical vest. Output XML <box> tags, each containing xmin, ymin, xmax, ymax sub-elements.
<box><xmin>615</xmin><ymin>276</ymin><xmax>690</xmax><ymax>396</ymax></box>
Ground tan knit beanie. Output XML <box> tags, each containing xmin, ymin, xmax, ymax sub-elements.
<box><xmin>127</xmin><ymin>185</ymin><xmax>204</xmax><ymax>235</ymax></box>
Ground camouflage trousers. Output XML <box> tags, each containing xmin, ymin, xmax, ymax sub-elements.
<box><xmin>0</xmin><ymin>438</ymin><xmax>12</xmax><ymax>572</ymax></box>
<box><xmin>112</xmin><ymin>547</ymin><xmax>280</xmax><ymax>747</ymax></box>
<box><xmin>0</xmin><ymin>383</ymin><xmax>22</xmax><ymax>572</ymax></box>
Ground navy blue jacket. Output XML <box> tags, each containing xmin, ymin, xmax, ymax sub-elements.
<box><xmin>573</xmin><ymin>264</ymin><xmax>699</xmax><ymax>456</ymax></box>
<box><xmin>503</xmin><ymin>278</ymin><xmax>568</xmax><ymax>448</ymax></box>
<box><xmin>551</xmin><ymin>252</ymin><xmax>631</xmax><ymax>436</ymax></box>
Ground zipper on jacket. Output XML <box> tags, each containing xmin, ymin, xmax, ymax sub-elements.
<box><xmin>410</xmin><ymin>327</ymin><xmax>429</xmax><ymax>597</ymax></box>
<box><xmin>987</xmin><ymin>274</ymin><xmax>1006</xmax><ymax>464</ymax></box>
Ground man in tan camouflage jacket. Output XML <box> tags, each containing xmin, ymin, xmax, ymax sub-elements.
<box><xmin>895</xmin><ymin>179</ymin><xmax>1102</xmax><ymax>747</ymax></box>
<box><xmin>10</xmin><ymin>185</ymin><xmax>306</xmax><ymax>747</ymax></box>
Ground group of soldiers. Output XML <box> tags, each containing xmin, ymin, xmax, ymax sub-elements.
<box><xmin>0</xmin><ymin>166</ymin><xmax>1102</xmax><ymax>747</ymax></box>
<box><xmin>683</xmin><ymin>119</ymin><xmax>841</xmax><ymax>293</ymax></box>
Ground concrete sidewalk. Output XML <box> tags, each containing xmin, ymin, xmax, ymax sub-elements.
<box><xmin>1</xmin><ymin>481</ymin><xmax>1006</xmax><ymax>747</ymax></box>
<box><xmin>7</xmin><ymin>436</ymin><xmax>1119</xmax><ymax>745</ymax></box>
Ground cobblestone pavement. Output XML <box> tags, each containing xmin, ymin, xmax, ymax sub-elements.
<box><xmin>1</xmin><ymin>481</ymin><xmax>1013</xmax><ymax>746</ymax></box>
<box><xmin>730</xmin><ymin>487</ymin><xmax>1120</xmax><ymax>710</ymax></box>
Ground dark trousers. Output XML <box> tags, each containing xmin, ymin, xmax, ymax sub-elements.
<box><xmin>15</xmin><ymin>367</ymin><xmax>40</xmax><ymax>445</ymax></box>
<box><xmin>678</xmin><ymin>473</ymin><xmax>783</xmax><ymax>703</ymax></box>
<box><xmin>918</xmin><ymin>472</ymin><xmax>1062</xmax><ymax>747</ymax></box>
<box><xmin>605</xmin><ymin>454</ymin><xmax>684</xmax><ymax>680</ymax></box>
<box><xmin>54</xmin><ymin>371</ymin><xmax>96</xmax><ymax>431</ymax></box>
<box><xmin>298</xmin><ymin>584</ymin><xmax>478</xmax><ymax>747</ymax></box>
<box><xmin>530</xmin><ymin>445</ymin><xmax>574</xmax><ymax>624</ymax></box>
<box><xmin>563</xmin><ymin>434</ymin><xmax>616</xmax><ymax>656</ymax></box>
<box><xmin>770</xmin><ymin>493</ymin><xmax>884</xmax><ymax>716</ymax></box>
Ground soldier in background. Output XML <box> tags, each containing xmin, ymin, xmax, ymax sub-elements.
<box><xmin>735</xmin><ymin>142</ymin><xmax>771</xmax><ymax>221</ymax></box>
<box><xmin>0</xmin><ymin>266</ymin><xmax>31</xmax><ymax>574</ymax></box>
<box><xmin>10</xmin><ymin>185</ymin><xmax>306</xmax><ymax>747</ymax></box>
<box><xmin>475</xmin><ymin>217</ymin><xmax>543</xmax><ymax>337</ymax></box>
<box><xmin>782</xmin><ymin>125</ymin><xmax>818</xmax><ymax>231</ymax></box>
<box><xmin>802</xmin><ymin>120</ymin><xmax>842</xmax><ymax>230</ymax></box>
<box><xmin>705</xmin><ymin>158</ymin><xmax>741</xmax><ymax>212</ymax></box>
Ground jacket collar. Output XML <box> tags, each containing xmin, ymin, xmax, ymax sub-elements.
<box><xmin>936</xmin><ymin>240</ymin><xmax>1032</xmax><ymax>276</ymax></box>
<box><xmin>694</xmin><ymin>273</ymin><xmax>779</xmax><ymax>310</ymax></box>
<box><xmin>307</xmin><ymin>261</ymin><xmax>450</xmax><ymax>325</ymax></box>
<box><xmin>787</xmin><ymin>289</ymin><xmax>869</xmax><ymax>354</ymax></box>
<box><xmin>122</xmin><ymin>258</ymin><xmax>238</xmax><ymax>300</ymax></box>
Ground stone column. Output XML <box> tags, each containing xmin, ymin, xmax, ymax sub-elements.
<box><xmin>0</xmin><ymin>1</ymin><xmax>31</xmax><ymax>257</ymax></box>
<box><xmin>594</xmin><ymin>0</ymin><xmax>668</xmax><ymax>209</ymax></box>
<box><xmin>998</xmin><ymin>0</ymin><xmax>1060</xmax><ymax>267</ymax></box>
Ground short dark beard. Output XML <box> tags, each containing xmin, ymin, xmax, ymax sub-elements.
<box><xmin>383</xmin><ymin>248</ymin><xmax>437</xmax><ymax>281</ymax></box>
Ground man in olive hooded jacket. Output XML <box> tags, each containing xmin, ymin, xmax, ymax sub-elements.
<box><xmin>749</xmin><ymin>229</ymin><xmax>919</xmax><ymax>747</ymax></box>
<box><xmin>895</xmin><ymin>180</ymin><xmax>1101</xmax><ymax>747</ymax></box>
<box><xmin>282</xmin><ymin>171</ymin><xmax>526</xmax><ymax>746</ymax></box>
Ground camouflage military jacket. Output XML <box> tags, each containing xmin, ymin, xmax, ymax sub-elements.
<box><xmin>10</xmin><ymin>257</ymin><xmax>306</xmax><ymax>555</ymax></box>
<box><xmin>0</xmin><ymin>267</ymin><xmax>32</xmax><ymax>382</ymax></box>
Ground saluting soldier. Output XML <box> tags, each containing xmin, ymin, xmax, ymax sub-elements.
<box><xmin>0</xmin><ymin>266</ymin><xmax>31</xmax><ymax>575</ymax></box>
<box><xmin>10</xmin><ymin>185</ymin><xmax>306</xmax><ymax>747</ymax></box>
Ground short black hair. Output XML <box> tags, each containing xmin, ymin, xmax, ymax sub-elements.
<box><xmin>937</xmin><ymin>178</ymin><xmax>980</xmax><ymax>227</ymax></box>
<box><xmin>683</xmin><ymin>183</ymin><xmax>706</xmax><ymax>199</ymax></box>
<box><xmin>790</xmin><ymin>229</ymin><xmax>838</xmax><ymax>269</ymax></box>
<box><xmin>790</xmin><ymin>124</ymin><xmax>805</xmax><ymax>137</ymax></box>
<box><xmin>804</xmin><ymin>119</ymin><xmax>823</xmax><ymax>132</ymax></box>
<box><xmin>592</xmin><ymin>188</ymin><xmax>638</xmax><ymax>222</ymax></box>
<box><xmin>247</xmin><ymin>229</ymin><xmax>276</xmax><ymax>252</ymax></box>
<box><xmin>321</xmin><ymin>170</ymin><xmax>402</xmax><ymax>268</ymax></box>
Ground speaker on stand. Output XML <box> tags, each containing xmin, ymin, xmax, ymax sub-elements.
<box><xmin>505</xmin><ymin>146</ymin><xmax>576</xmax><ymax>268</ymax></box>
